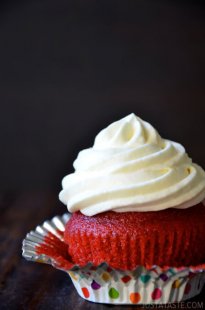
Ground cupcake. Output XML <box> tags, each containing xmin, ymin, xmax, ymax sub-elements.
<box><xmin>23</xmin><ymin>113</ymin><xmax>205</xmax><ymax>304</ymax></box>
<box><xmin>60</xmin><ymin>113</ymin><xmax>205</xmax><ymax>269</ymax></box>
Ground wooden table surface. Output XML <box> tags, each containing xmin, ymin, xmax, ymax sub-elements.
<box><xmin>0</xmin><ymin>192</ymin><xmax>204</xmax><ymax>310</ymax></box>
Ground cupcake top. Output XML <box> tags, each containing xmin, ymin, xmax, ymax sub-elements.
<box><xmin>59</xmin><ymin>113</ymin><xmax>205</xmax><ymax>216</ymax></box>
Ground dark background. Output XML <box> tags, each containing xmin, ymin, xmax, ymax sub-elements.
<box><xmin>1</xmin><ymin>0</ymin><xmax>205</xmax><ymax>191</ymax></box>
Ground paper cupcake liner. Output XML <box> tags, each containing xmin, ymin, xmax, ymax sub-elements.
<box><xmin>22</xmin><ymin>213</ymin><xmax>205</xmax><ymax>305</ymax></box>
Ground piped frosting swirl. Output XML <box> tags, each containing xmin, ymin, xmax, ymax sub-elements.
<box><xmin>59</xmin><ymin>113</ymin><xmax>205</xmax><ymax>216</ymax></box>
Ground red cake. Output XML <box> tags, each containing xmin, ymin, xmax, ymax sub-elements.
<box><xmin>64</xmin><ymin>202</ymin><xmax>205</xmax><ymax>270</ymax></box>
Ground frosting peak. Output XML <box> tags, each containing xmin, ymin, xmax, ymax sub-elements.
<box><xmin>59</xmin><ymin>114</ymin><xmax>205</xmax><ymax>216</ymax></box>
<box><xmin>94</xmin><ymin>113</ymin><xmax>162</xmax><ymax>150</ymax></box>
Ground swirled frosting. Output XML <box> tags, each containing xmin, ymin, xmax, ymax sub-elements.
<box><xmin>59</xmin><ymin>113</ymin><xmax>205</xmax><ymax>216</ymax></box>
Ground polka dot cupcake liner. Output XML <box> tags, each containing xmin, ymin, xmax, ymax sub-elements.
<box><xmin>22</xmin><ymin>213</ymin><xmax>205</xmax><ymax>305</ymax></box>
<box><xmin>68</xmin><ymin>264</ymin><xmax>205</xmax><ymax>304</ymax></box>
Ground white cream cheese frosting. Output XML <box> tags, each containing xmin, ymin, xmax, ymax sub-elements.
<box><xmin>59</xmin><ymin>113</ymin><xmax>205</xmax><ymax>216</ymax></box>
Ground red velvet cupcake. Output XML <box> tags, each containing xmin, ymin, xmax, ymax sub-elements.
<box><xmin>22</xmin><ymin>114</ymin><xmax>205</xmax><ymax>305</ymax></box>
<box><xmin>58</xmin><ymin>114</ymin><xmax>205</xmax><ymax>303</ymax></box>
<box><xmin>60</xmin><ymin>114</ymin><xmax>205</xmax><ymax>270</ymax></box>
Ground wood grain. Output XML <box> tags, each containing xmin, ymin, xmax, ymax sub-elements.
<box><xmin>0</xmin><ymin>192</ymin><xmax>204</xmax><ymax>309</ymax></box>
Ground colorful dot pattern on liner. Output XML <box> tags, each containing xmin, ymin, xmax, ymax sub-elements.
<box><xmin>68</xmin><ymin>264</ymin><xmax>205</xmax><ymax>304</ymax></box>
